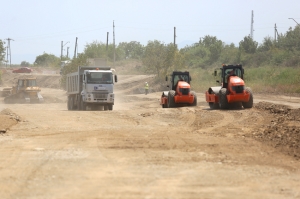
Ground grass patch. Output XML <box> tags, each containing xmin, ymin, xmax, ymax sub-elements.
<box><xmin>245</xmin><ymin>66</ymin><xmax>300</xmax><ymax>94</ymax></box>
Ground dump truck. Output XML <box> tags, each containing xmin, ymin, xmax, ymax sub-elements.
<box><xmin>205</xmin><ymin>64</ymin><xmax>253</xmax><ymax>109</ymax></box>
<box><xmin>160</xmin><ymin>71</ymin><xmax>197</xmax><ymax>108</ymax></box>
<box><xmin>3</xmin><ymin>77</ymin><xmax>43</xmax><ymax>103</ymax></box>
<box><xmin>66</xmin><ymin>66</ymin><xmax>117</xmax><ymax>111</ymax></box>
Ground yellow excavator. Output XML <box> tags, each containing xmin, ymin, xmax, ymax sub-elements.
<box><xmin>3</xmin><ymin>77</ymin><xmax>43</xmax><ymax>103</ymax></box>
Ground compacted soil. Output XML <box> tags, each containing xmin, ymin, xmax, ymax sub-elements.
<box><xmin>0</xmin><ymin>72</ymin><xmax>300</xmax><ymax>199</ymax></box>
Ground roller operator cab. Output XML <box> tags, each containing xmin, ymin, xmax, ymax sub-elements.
<box><xmin>205</xmin><ymin>64</ymin><xmax>253</xmax><ymax>109</ymax></box>
<box><xmin>160</xmin><ymin>71</ymin><xmax>197</xmax><ymax>108</ymax></box>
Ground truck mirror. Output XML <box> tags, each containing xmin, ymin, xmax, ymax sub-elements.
<box><xmin>214</xmin><ymin>70</ymin><xmax>217</xmax><ymax>76</ymax></box>
<box><xmin>190</xmin><ymin>76</ymin><xmax>192</xmax><ymax>81</ymax></box>
<box><xmin>165</xmin><ymin>76</ymin><xmax>168</xmax><ymax>81</ymax></box>
<box><xmin>115</xmin><ymin>75</ymin><xmax>118</xmax><ymax>83</ymax></box>
<box><xmin>242</xmin><ymin>69</ymin><xmax>244</xmax><ymax>74</ymax></box>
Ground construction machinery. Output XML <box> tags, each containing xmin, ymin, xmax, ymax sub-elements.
<box><xmin>3</xmin><ymin>77</ymin><xmax>43</xmax><ymax>103</ymax></box>
<box><xmin>66</xmin><ymin>66</ymin><xmax>117</xmax><ymax>111</ymax></box>
<box><xmin>0</xmin><ymin>88</ymin><xmax>12</xmax><ymax>97</ymax></box>
<box><xmin>205</xmin><ymin>64</ymin><xmax>253</xmax><ymax>109</ymax></box>
<box><xmin>160</xmin><ymin>71</ymin><xmax>197</xmax><ymax>108</ymax></box>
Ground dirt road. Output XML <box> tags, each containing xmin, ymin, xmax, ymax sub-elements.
<box><xmin>0</xmin><ymin>74</ymin><xmax>300</xmax><ymax>199</ymax></box>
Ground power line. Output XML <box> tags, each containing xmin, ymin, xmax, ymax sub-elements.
<box><xmin>13</xmin><ymin>26</ymin><xmax>111</xmax><ymax>41</ymax></box>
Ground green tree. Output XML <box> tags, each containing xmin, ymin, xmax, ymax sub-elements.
<box><xmin>180</xmin><ymin>44</ymin><xmax>209</xmax><ymax>68</ymax></box>
<box><xmin>34</xmin><ymin>53</ymin><xmax>60</xmax><ymax>67</ymax></box>
<box><xmin>84</xmin><ymin>41</ymin><xmax>107</xmax><ymax>59</ymax></box>
<box><xmin>142</xmin><ymin>40</ymin><xmax>166</xmax><ymax>77</ymax></box>
<box><xmin>220</xmin><ymin>43</ymin><xmax>240</xmax><ymax>64</ymax></box>
<box><xmin>258</xmin><ymin>36</ymin><xmax>275</xmax><ymax>52</ymax></box>
<box><xmin>281</xmin><ymin>26</ymin><xmax>300</xmax><ymax>51</ymax></box>
<box><xmin>60</xmin><ymin>53</ymin><xmax>89</xmax><ymax>89</ymax></box>
<box><xmin>239</xmin><ymin>36</ymin><xmax>258</xmax><ymax>54</ymax></box>
<box><xmin>84</xmin><ymin>41</ymin><xmax>125</xmax><ymax>62</ymax></box>
<box><xmin>21</xmin><ymin>61</ymin><xmax>30</xmax><ymax>67</ymax></box>
<box><xmin>200</xmin><ymin>35</ymin><xmax>221</xmax><ymax>48</ymax></box>
<box><xmin>142</xmin><ymin>40</ymin><xmax>183</xmax><ymax>78</ymax></box>
<box><xmin>0</xmin><ymin>40</ymin><xmax>5</xmax><ymax>63</ymax></box>
<box><xmin>118</xmin><ymin>41</ymin><xmax>144</xmax><ymax>59</ymax></box>
<box><xmin>208</xmin><ymin>42</ymin><xmax>223</xmax><ymax>63</ymax></box>
<box><xmin>163</xmin><ymin>44</ymin><xmax>184</xmax><ymax>73</ymax></box>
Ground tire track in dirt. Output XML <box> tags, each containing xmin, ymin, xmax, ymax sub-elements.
<box><xmin>192</xmin><ymin>109</ymin><xmax>234</xmax><ymax>134</ymax></box>
<box><xmin>1</xmin><ymin>133</ymin><xmax>76</xmax><ymax>198</ymax></box>
<box><xmin>192</xmin><ymin>108</ymin><xmax>267</xmax><ymax>138</ymax></box>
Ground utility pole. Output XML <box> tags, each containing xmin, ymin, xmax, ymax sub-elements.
<box><xmin>61</xmin><ymin>41</ymin><xmax>69</xmax><ymax>60</ymax></box>
<box><xmin>6</xmin><ymin>46</ymin><xmax>8</xmax><ymax>68</ymax></box>
<box><xmin>106</xmin><ymin>32</ymin><xmax>109</xmax><ymax>51</ymax></box>
<box><xmin>174</xmin><ymin>27</ymin><xmax>176</xmax><ymax>47</ymax></box>
<box><xmin>67</xmin><ymin>47</ymin><xmax>69</xmax><ymax>58</ymax></box>
<box><xmin>274</xmin><ymin>23</ymin><xmax>279</xmax><ymax>42</ymax></box>
<box><xmin>5</xmin><ymin>38</ymin><xmax>14</xmax><ymax>68</ymax></box>
<box><xmin>275</xmin><ymin>23</ymin><xmax>277</xmax><ymax>42</ymax></box>
<box><xmin>113</xmin><ymin>20</ymin><xmax>115</xmax><ymax>67</ymax></box>
<box><xmin>106</xmin><ymin>32</ymin><xmax>109</xmax><ymax>62</ymax></box>
<box><xmin>61</xmin><ymin>41</ymin><xmax>63</xmax><ymax>61</ymax></box>
<box><xmin>250</xmin><ymin>10</ymin><xmax>254</xmax><ymax>39</ymax></box>
<box><xmin>74</xmin><ymin>37</ymin><xmax>78</xmax><ymax>59</ymax></box>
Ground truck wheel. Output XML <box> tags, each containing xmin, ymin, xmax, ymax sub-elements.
<box><xmin>69</xmin><ymin>97</ymin><xmax>74</xmax><ymax>110</ymax></box>
<box><xmin>168</xmin><ymin>90</ymin><xmax>176</xmax><ymax>108</ymax></box>
<box><xmin>108</xmin><ymin>104</ymin><xmax>113</xmax><ymax>110</ymax></box>
<box><xmin>80</xmin><ymin>100</ymin><xmax>86</xmax><ymax>111</ymax></box>
<box><xmin>77</xmin><ymin>98</ymin><xmax>81</xmax><ymax>110</ymax></box>
<box><xmin>67</xmin><ymin>97</ymin><xmax>71</xmax><ymax>110</ymax></box>
<box><xmin>242</xmin><ymin>87</ymin><xmax>253</xmax><ymax>108</ymax></box>
<box><xmin>191</xmin><ymin>91</ymin><xmax>197</xmax><ymax>106</ymax></box>
<box><xmin>219</xmin><ymin>88</ymin><xmax>229</xmax><ymax>109</ymax></box>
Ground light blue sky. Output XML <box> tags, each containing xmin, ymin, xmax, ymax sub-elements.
<box><xmin>1</xmin><ymin>0</ymin><xmax>299</xmax><ymax>64</ymax></box>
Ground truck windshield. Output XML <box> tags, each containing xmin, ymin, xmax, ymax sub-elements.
<box><xmin>86</xmin><ymin>72</ymin><xmax>113</xmax><ymax>84</ymax></box>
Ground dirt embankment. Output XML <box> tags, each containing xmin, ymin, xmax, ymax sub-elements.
<box><xmin>0</xmin><ymin>108</ymin><xmax>22</xmax><ymax>133</ymax></box>
<box><xmin>0</xmin><ymin>72</ymin><xmax>61</xmax><ymax>89</ymax></box>
<box><xmin>254</xmin><ymin>102</ymin><xmax>300</xmax><ymax>159</ymax></box>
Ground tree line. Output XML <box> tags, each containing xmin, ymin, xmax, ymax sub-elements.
<box><xmin>1</xmin><ymin>25</ymin><xmax>300</xmax><ymax>78</ymax></box>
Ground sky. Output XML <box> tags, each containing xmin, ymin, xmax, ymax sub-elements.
<box><xmin>1</xmin><ymin>0</ymin><xmax>300</xmax><ymax>64</ymax></box>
